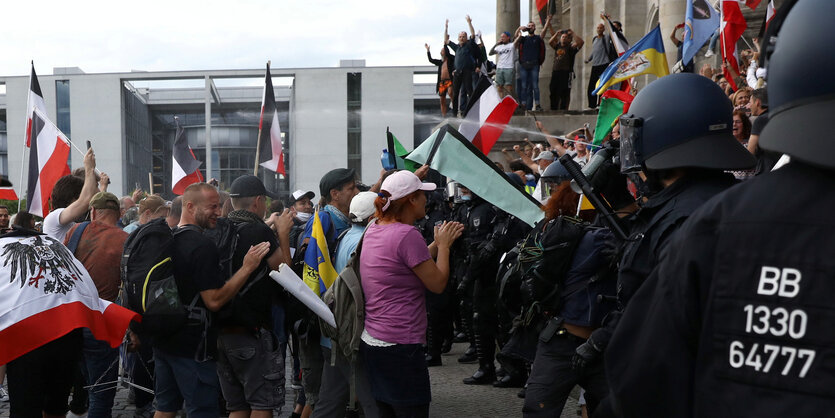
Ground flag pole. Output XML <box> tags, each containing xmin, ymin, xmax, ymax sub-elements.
<box><xmin>720</xmin><ymin>1</ymin><xmax>727</xmax><ymax>66</ymax></box>
<box><xmin>16</xmin><ymin>132</ymin><xmax>27</xmax><ymax>213</ymax></box>
<box><xmin>18</xmin><ymin>62</ymin><xmax>34</xmax><ymax>213</ymax></box>
<box><xmin>148</xmin><ymin>172</ymin><xmax>154</xmax><ymax>195</ymax></box>
<box><xmin>254</xmin><ymin>60</ymin><xmax>271</xmax><ymax>177</ymax></box>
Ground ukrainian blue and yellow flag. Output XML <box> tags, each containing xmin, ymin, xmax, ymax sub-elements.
<box><xmin>302</xmin><ymin>209</ymin><xmax>339</xmax><ymax>295</ymax></box>
<box><xmin>593</xmin><ymin>25</ymin><xmax>669</xmax><ymax>97</ymax></box>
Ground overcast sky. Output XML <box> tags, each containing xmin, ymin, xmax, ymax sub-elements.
<box><xmin>1</xmin><ymin>0</ymin><xmax>529</xmax><ymax>77</ymax></box>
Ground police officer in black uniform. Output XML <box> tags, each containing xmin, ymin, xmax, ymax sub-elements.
<box><xmin>421</xmin><ymin>188</ymin><xmax>455</xmax><ymax>366</ymax></box>
<box><xmin>570</xmin><ymin>73</ymin><xmax>757</xmax><ymax>374</ymax></box>
<box><xmin>605</xmin><ymin>1</ymin><xmax>835</xmax><ymax>416</ymax></box>
<box><xmin>463</xmin><ymin>185</ymin><xmax>532</xmax><ymax>385</ymax></box>
<box><xmin>450</xmin><ymin>184</ymin><xmax>496</xmax><ymax>365</ymax></box>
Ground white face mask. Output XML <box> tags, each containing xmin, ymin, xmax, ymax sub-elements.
<box><xmin>296</xmin><ymin>212</ymin><xmax>312</xmax><ymax>222</ymax></box>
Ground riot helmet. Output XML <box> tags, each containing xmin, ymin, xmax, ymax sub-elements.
<box><xmin>618</xmin><ymin>73</ymin><xmax>755</xmax><ymax>173</ymax></box>
<box><xmin>758</xmin><ymin>0</ymin><xmax>835</xmax><ymax>168</ymax></box>
<box><xmin>540</xmin><ymin>159</ymin><xmax>572</xmax><ymax>196</ymax></box>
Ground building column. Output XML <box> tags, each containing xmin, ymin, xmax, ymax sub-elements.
<box><xmin>496</xmin><ymin>0</ymin><xmax>520</xmax><ymax>43</ymax></box>
<box><xmin>204</xmin><ymin>76</ymin><xmax>212</xmax><ymax>180</ymax></box>
<box><xmin>658</xmin><ymin>0</ymin><xmax>685</xmax><ymax>70</ymax></box>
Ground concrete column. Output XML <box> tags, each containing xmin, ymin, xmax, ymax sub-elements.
<box><xmin>658</xmin><ymin>0</ymin><xmax>685</xmax><ymax>70</ymax></box>
<box><xmin>568</xmin><ymin>0</ymin><xmax>584</xmax><ymax>110</ymax></box>
<box><xmin>496</xmin><ymin>0</ymin><xmax>520</xmax><ymax>43</ymax></box>
<box><xmin>204</xmin><ymin>76</ymin><xmax>212</xmax><ymax>180</ymax></box>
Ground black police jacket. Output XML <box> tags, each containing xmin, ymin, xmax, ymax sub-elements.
<box><xmin>605</xmin><ymin>162</ymin><xmax>835</xmax><ymax>417</ymax></box>
<box><xmin>590</xmin><ymin>172</ymin><xmax>738</xmax><ymax>350</ymax></box>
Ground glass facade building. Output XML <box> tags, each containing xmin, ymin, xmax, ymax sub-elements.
<box><xmin>147</xmin><ymin>102</ymin><xmax>290</xmax><ymax>199</ymax></box>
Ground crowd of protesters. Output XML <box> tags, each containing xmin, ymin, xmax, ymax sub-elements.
<box><xmin>426</xmin><ymin>14</ymin><xmax>628</xmax><ymax>115</ymax></box>
<box><xmin>1</xmin><ymin>3</ymin><xmax>829</xmax><ymax>417</ymax></box>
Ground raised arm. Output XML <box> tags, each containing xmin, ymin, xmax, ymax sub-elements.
<box><xmin>427</xmin><ymin>43</ymin><xmax>442</xmax><ymax>65</ymax></box>
<box><xmin>670</xmin><ymin>23</ymin><xmax>684</xmax><ymax>46</ymax></box>
<box><xmin>59</xmin><ymin>148</ymin><xmax>98</xmax><ymax>225</ymax></box>
<box><xmin>514</xmin><ymin>26</ymin><xmax>524</xmax><ymax>46</ymax></box>
<box><xmin>537</xmin><ymin>121</ymin><xmax>569</xmax><ymax>156</ymax></box>
<box><xmin>569</xmin><ymin>29</ymin><xmax>584</xmax><ymax>49</ymax></box>
<box><xmin>466</xmin><ymin>15</ymin><xmax>475</xmax><ymax>39</ymax></box>
<box><xmin>444</xmin><ymin>19</ymin><xmax>450</xmax><ymax>45</ymax></box>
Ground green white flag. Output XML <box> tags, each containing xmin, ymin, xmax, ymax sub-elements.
<box><xmin>387</xmin><ymin>129</ymin><xmax>419</xmax><ymax>172</ymax></box>
<box><xmin>406</xmin><ymin>125</ymin><xmax>544</xmax><ymax>227</ymax></box>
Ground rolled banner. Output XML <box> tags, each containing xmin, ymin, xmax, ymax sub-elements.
<box><xmin>270</xmin><ymin>264</ymin><xmax>336</xmax><ymax>328</ymax></box>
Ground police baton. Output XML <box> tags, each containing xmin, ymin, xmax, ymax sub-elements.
<box><xmin>558</xmin><ymin>154</ymin><xmax>628</xmax><ymax>241</ymax></box>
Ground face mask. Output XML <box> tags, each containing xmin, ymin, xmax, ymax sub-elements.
<box><xmin>296</xmin><ymin>212</ymin><xmax>312</xmax><ymax>222</ymax></box>
<box><xmin>460</xmin><ymin>195</ymin><xmax>472</xmax><ymax>201</ymax></box>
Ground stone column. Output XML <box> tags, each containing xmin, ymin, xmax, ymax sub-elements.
<box><xmin>496</xmin><ymin>0</ymin><xmax>521</xmax><ymax>43</ymax></box>
<box><xmin>658</xmin><ymin>0</ymin><xmax>686</xmax><ymax>70</ymax></box>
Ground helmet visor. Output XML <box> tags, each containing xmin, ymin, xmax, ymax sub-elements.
<box><xmin>619</xmin><ymin>116</ymin><xmax>644</xmax><ymax>174</ymax></box>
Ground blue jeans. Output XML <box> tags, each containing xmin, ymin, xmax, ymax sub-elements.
<box><xmin>82</xmin><ymin>328</ymin><xmax>119</xmax><ymax>418</ymax></box>
<box><xmin>519</xmin><ymin>65</ymin><xmax>540</xmax><ymax>109</ymax></box>
<box><xmin>708</xmin><ymin>28</ymin><xmax>720</xmax><ymax>52</ymax></box>
<box><xmin>153</xmin><ymin>348</ymin><xmax>220</xmax><ymax>417</ymax></box>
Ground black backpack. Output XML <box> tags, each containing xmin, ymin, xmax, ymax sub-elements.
<box><xmin>120</xmin><ymin>218</ymin><xmax>202</xmax><ymax>336</ymax></box>
<box><xmin>512</xmin><ymin>216</ymin><xmax>586</xmax><ymax>324</ymax></box>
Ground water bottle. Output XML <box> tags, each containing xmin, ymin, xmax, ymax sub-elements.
<box><xmin>381</xmin><ymin>149</ymin><xmax>395</xmax><ymax>170</ymax></box>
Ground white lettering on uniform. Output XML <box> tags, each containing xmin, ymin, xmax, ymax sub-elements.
<box><xmin>757</xmin><ymin>266</ymin><xmax>801</xmax><ymax>298</ymax></box>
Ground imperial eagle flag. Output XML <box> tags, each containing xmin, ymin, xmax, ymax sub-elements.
<box><xmin>0</xmin><ymin>233</ymin><xmax>139</xmax><ymax>364</ymax></box>
<box><xmin>171</xmin><ymin>118</ymin><xmax>204</xmax><ymax>195</ymax></box>
<box><xmin>406</xmin><ymin>124</ymin><xmax>544</xmax><ymax>227</ymax></box>
<box><xmin>258</xmin><ymin>63</ymin><xmax>285</xmax><ymax>175</ymax></box>
<box><xmin>26</xmin><ymin>108</ymin><xmax>71</xmax><ymax>217</ymax></box>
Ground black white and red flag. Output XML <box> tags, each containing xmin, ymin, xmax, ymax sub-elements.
<box><xmin>171</xmin><ymin>117</ymin><xmax>204</xmax><ymax>195</ymax></box>
<box><xmin>458</xmin><ymin>75</ymin><xmax>518</xmax><ymax>155</ymax></box>
<box><xmin>26</xmin><ymin>108</ymin><xmax>71</xmax><ymax>217</ymax></box>
<box><xmin>25</xmin><ymin>62</ymin><xmax>48</xmax><ymax>148</ymax></box>
<box><xmin>257</xmin><ymin>63</ymin><xmax>285</xmax><ymax>175</ymax></box>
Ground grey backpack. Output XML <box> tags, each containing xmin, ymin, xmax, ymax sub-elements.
<box><xmin>319</xmin><ymin>221</ymin><xmax>374</xmax><ymax>413</ymax></box>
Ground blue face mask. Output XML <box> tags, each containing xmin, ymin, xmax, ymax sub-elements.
<box><xmin>460</xmin><ymin>195</ymin><xmax>472</xmax><ymax>201</ymax></box>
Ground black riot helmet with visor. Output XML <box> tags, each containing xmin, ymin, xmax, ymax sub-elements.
<box><xmin>540</xmin><ymin>159</ymin><xmax>572</xmax><ymax>196</ymax></box>
<box><xmin>618</xmin><ymin>73</ymin><xmax>756</xmax><ymax>174</ymax></box>
<box><xmin>757</xmin><ymin>0</ymin><xmax>835</xmax><ymax>169</ymax></box>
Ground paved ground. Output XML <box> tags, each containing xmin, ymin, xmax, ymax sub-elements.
<box><xmin>0</xmin><ymin>343</ymin><xmax>581</xmax><ymax>417</ymax></box>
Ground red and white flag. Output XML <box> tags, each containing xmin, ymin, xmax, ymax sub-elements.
<box><xmin>458</xmin><ymin>76</ymin><xmax>518</xmax><ymax>155</ymax></box>
<box><xmin>0</xmin><ymin>234</ymin><xmax>139</xmax><ymax>364</ymax></box>
<box><xmin>172</xmin><ymin>118</ymin><xmax>204</xmax><ymax>195</ymax></box>
<box><xmin>757</xmin><ymin>0</ymin><xmax>777</xmax><ymax>39</ymax></box>
<box><xmin>25</xmin><ymin>63</ymin><xmax>48</xmax><ymax>148</ymax></box>
<box><xmin>721</xmin><ymin>0</ymin><xmax>748</xmax><ymax>91</ymax></box>
<box><xmin>258</xmin><ymin>63</ymin><xmax>285</xmax><ymax>175</ymax></box>
<box><xmin>0</xmin><ymin>187</ymin><xmax>18</xmax><ymax>201</ymax></box>
<box><xmin>26</xmin><ymin>108</ymin><xmax>71</xmax><ymax>217</ymax></box>
<box><xmin>745</xmin><ymin>0</ymin><xmax>762</xmax><ymax>10</ymax></box>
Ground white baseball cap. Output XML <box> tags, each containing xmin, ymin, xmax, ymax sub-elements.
<box><xmin>349</xmin><ymin>191</ymin><xmax>378</xmax><ymax>222</ymax></box>
<box><xmin>380</xmin><ymin>171</ymin><xmax>436</xmax><ymax>211</ymax></box>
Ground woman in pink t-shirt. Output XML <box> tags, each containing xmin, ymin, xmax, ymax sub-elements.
<box><xmin>360</xmin><ymin>170</ymin><xmax>463</xmax><ymax>417</ymax></box>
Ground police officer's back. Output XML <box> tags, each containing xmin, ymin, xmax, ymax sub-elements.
<box><xmin>604</xmin><ymin>1</ymin><xmax>835</xmax><ymax>416</ymax></box>
<box><xmin>580</xmin><ymin>72</ymin><xmax>756</xmax><ymax>366</ymax></box>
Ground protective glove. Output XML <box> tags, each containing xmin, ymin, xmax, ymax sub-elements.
<box><xmin>571</xmin><ymin>339</ymin><xmax>602</xmax><ymax>371</ymax></box>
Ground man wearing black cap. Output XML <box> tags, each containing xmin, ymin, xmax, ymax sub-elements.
<box><xmin>215</xmin><ymin>175</ymin><xmax>295</xmax><ymax>417</ymax></box>
<box><xmin>288</xmin><ymin>189</ymin><xmax>315</xmax><ymax>248</ymax></box>
<box><xmin>297</xmin><ymin>168</ymin><xmax>358</xmax><ymax>414</ymax></box>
